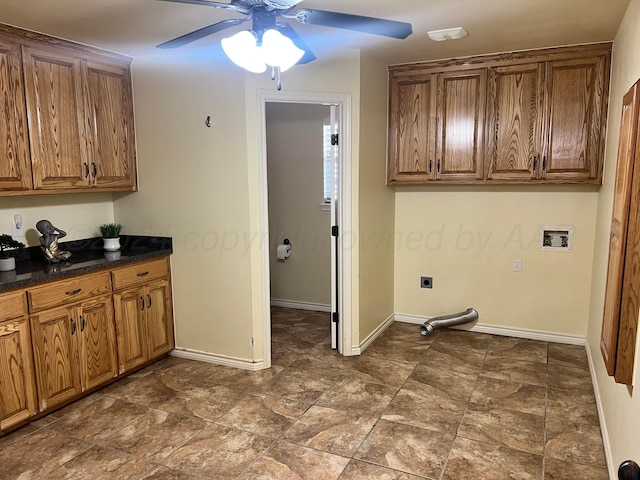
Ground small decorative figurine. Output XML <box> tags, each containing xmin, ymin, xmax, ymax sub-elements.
<box><xmin>36</xmin><ymin>220</ymin><xmax>72</xmax><ymax>263</ymax></box>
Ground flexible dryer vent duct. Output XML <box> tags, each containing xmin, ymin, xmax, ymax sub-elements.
<box><xmin>420</xmin><ymin>308</ymin><xmax>479</xmax><ymax>336</ymax></box>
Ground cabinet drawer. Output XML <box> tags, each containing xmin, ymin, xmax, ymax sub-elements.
<box><xmin>0</xmin><ymin>290</ymin><xmax>27</xmax><ymax>321</ymax></box>
<box><xmin>27</xmin><ymin>272</ymin><xmax>111</xmax><ymax>313</ymax></box>
<box><xmin>111</xmin><ymin>257</ymin><xmax>169</xmax><ymax>290</ymax></box>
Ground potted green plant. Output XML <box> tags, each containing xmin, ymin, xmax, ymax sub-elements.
<box><xmin>0</xmin><ymin>234</ymin><xmax>25</xmax><ymax>271</ymax></box>
<box><xmin>99</xmin><ymin>223</ymin><xmax>123</xmax><ymax>251</ymax></box>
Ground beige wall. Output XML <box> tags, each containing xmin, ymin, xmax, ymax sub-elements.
<box><xmin>394</xmin><ymin>186</ymin><xmax>598</xmax><ymax>335</ymax></box>
<box><xmin>115</xmin><ymin>51</ymin><xmax>255</xmax><ymax>361</ymax></box>
<box><xmin>358</xmin><ymin>52</ymin><xmax>396</xmax><ymax>343</ymax></box>
<box><xmin>266</xmin><ymin>102</ymin><xmax>331</xmax><ymax>306</ymax></box>
<box><xmin>0</xmin><ymin>194</ymin><xmax>114</xmax><ymax>247</ymax></box>
<box><xmin>587</xmin><ymin>0</ymin><xmax>640</xmax><ymax>473</ymax></box>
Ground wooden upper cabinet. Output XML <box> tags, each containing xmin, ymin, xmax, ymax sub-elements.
<box><xmin>387</xmin><ymin>43</ymin><xmax>611</xmax><ymax>185</ymax></box>
<box><xmin>22</xmin><ymin>45</ymin><xmax>90</xmax><ymax>190</ymax></box>
<box><xmin>84</xmin><ymin>60</ymin><xmax>137</xmax><ymax>189</ymax></box>
<box><xmin>436</xmin><ymin>69</ymin><xmax>486</xmax><ymax>181</ymax></box>
<box><xmin>0</xmin><ymin>38</ymin><xmax>32</xmax><ymax>191</ymax></box>
<box><xmin>486</xmin><ymin>63</ymin><xmax>544</xmax><ymax>181</ymax></box>
<box><xmin>542</xmin><ymin>56</ymin><xmax>608</xmax><ymax>182</ymax></box>
<box><xmin>387</xmin><ymin>73</ymin><xmax>436</xmax><ymax>183</ymax></box>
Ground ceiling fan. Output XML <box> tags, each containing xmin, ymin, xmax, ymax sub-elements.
<box><xmin>156</xmin><ymin>0</ymin><xmax>413</xmax><ymax>77</ymax></box>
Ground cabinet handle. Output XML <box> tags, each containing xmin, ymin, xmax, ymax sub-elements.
<box><xmin>80</xmin><ymin>315</ymin><xmax>85</xmax><ymax>332</ymax></box>
<box><xmin>70</xmin><ymin>318</ymin><xmax>77</xmax><ymax>335</ymax></box>
<box><xmin>92</xmin><ymin>163</ymin><xmax>97</xmax><ymax>178</ymax></box>
<box><xmin>141</xmin><ymin>296</ymin><xmax>145</xmax><ymax>311</ymax></box>
<box><xmin>66</xmin><ymin>288</ymin><xmax>82</xmax><ymax>296</ymax></box>
<box><xmin>137</xmin><ymin>271</ymin><xmax>150</xmax><ymax>277</ymax></box>
<box><xmin>147</xmin><ymin>294</ymin><xmax>152</xmax><ymax>309</ymax></box>
<box><xmin>83</xmin><ymin>163</ymin><xmax>90</xmax><ymax>178</ymax></box>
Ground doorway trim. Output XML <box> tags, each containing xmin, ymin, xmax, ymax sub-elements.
<box><xmin>257</xmin><ymin>90</ymin><xmax>353</xmax><ymax>366</ymax></box>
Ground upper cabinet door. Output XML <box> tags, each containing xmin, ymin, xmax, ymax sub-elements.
<box><xmin>387</xmin><ymin>73</ymin><xmax>437</xmax><ymax>184</ymax></box>
<box><xmin>22</xmin><ymin>45</ymin><xmax>90</xmax><ymax>190</ymax></box>
<box><xmin>0</xmin><ymin>38</ymin><xmax>32</xmax><ymax>191</ymax></box>
<box><xmin>542</xmin><ymin>56</ymin><xmax>608</xmax><ymax>182</ymax></box>
<box><xmin>84</xmin><ymin>60</ymin><xmax>137</xmax><ymax>188</ymax></box>
<box><xmin>435</xmin><ymin>69</ymin><xmax>486</xmax><ymax>181</ymax></box>
<box><xmin>486</xmin><ymin>63</ymin><xmax>545</xmax><ymax>181</ymax></box>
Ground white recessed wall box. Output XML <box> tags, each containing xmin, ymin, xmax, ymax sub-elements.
<box><xmin>540</xmin><ymin>225</ymin><xmax>573</xmax><ymax>252</ymax></box>
<box><xmin>427</xmin><ymin>27</ymin><xmax>468</xmax><ymax>42</ymax></box>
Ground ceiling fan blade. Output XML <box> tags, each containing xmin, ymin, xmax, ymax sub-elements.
<box><xmin>293</xmin><ymin>9</ymin><xmax>412</xmax><ymax>39</ymax></box>
<box><xmin>157</xmin><ymin>18</ymin><xmax>247</xmax><ymax>48</ymax></box>
<box><xmin>276</xmin><ymin>23</ymin><xmax>316</xmax><ymax>64</ymax></box>
<box><xmin>155</xmin><ymin>0</ymin><xmax>250</xmax><ymax>14</ymax></box>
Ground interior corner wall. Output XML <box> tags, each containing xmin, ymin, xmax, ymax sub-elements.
<box><xmin>358</xmin><ymin>52</ymin><xmax>395</xmax><ymax>344</ymax></box>
<box><xmin>114</xmin><ymin>50</ymin><xmax>255</xmax><ymax>361</ymax></box>
<box><xmin>586</xmin><ymin>0</ymin><xmax>640</xmax><ymax>473</ymax></box>
<box><xmin>266</xmin><ymin>102</ymin><xmax>331</xmax><ymax>307</ymax></box>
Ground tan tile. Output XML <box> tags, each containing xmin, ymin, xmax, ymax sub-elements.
<box><xmin>103</xmin><ymin>409</ymin><xmax>207</xmax><ymax>462</ymax></box>
<box><xmin>407</xmin><ymin>363</ymin><xmax>478</xmax><ymax>401</ymax></box>
<box><xmin>316</xmin><ymin>377</ymin><xmax>398</xmax><ymax>415</ymax></box>
<box><xmin>420</xmin><ymin>340</ymin><xmax>486</xmax><ymax>373</ymax></box>
<box><xmin>217</xmin><ymin>394</ymin><xmax>310</xmax><ymax>437</ymax></box>
<box><xmin>443</xmin><ymin>436</ymin><xmax>543</xmax><ymax>480</ymax></box>
<box><xmin>355</xmin><ymin>419</ymin><xmax>454</xmax><ymax>478</ymax></box>
<box><xmin>471</xmin><ymin>375</ymin><xmax>546</xmax><ymax>416</ymax></box>
<box><xmin>259</xmin><ymin>367</ymin><xmax>340</xmax><ymax>403</ymax></box>
<box><xmin>487</xmin><ymin>336</ymin><xmax>548</xmax><ymax>364</ymax></box>
<box><xmin>458</xmin><ymin>403</ymin><xmax>545</xmax><ymax>455</ymax></box>
<box><xmin>162</xmin><ymin>423</ymin><xmax>274</xmax><ymax>479</ymax></box>
<box><xmin>382</xmin><ymin>386</ymin><xmax>466</xmax><ymax>435</ymax></box>
<box><xmin>47</xmin><ymin>396</ymin><xmax>150</xmax><ymax>442</ymax></box>
<box><xmin>482</xmin><ymin>357</ymin><xmax>548</xmax><ymax>386</ymax></box>
<box><xmin>544</xmin><ymin>457</ymin><xmax>609</xmax><ymax>480</ymax></box>
<box><xmin>338</xmin><ymin>460</ymin><xmax>425</xmax><ymax>479</ymax></box>
<box><xmin>349</xmin><ymin>354</ymin><xmax>417</xmax><ymax>387</ymax></box>
<box><xmin>239</xmin><ymin>441</ymin><xmax>350</xmax><ymax>479</ymax></box>
<box><xmin>284</xmin><ymin>405</ymin><xmax>377</xmax><ymax>456</ymax></box>
<box><xmin>546</xmin><ymin>418</ymin><xmax>606</xmax><ymax>468</ymax></box>
<box><xmin>40</xmin><ymin>445</ymin><xmax>154</xmax><ymax>480</ymax></box>
<box><xmin>0</xmin><ymin>428</ymin><xmax>91</xmax><ymax>479</ymax></box>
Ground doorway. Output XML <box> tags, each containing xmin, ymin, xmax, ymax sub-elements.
<box><xmin>257</xmin><ymin>90</ymin><xmax>353</xmax><ymax>366</ymax></box>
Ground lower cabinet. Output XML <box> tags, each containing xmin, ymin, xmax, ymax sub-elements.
<box><xmin>112</xmin><ymin>258</ymin><xmax>174</xmax><ymax>374</ymax></box>
<box><xmin>30</xmin><ymin>295</ymin><xmax>117</xmax><ymax>411</ymax></box>
<box><xmin>0</xmin><ymin>291</ymin><xmax>37</xmax><ymax>431</ymax></box>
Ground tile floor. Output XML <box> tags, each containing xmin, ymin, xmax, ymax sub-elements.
<box><xmin>0</xmin><ymin>307</ymin><xmax>608</xmax><ymax>479</ymax></box>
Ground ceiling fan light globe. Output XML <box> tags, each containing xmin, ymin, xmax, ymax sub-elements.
<box><xmin>221</xmin><ymin>30</ymin><xmax>267</xmax><ymax>73</ymax></box>
<box><xmin>261</xmin><ymin>28</ymin><xmax>304</xmax><ymax>72</ymax></box>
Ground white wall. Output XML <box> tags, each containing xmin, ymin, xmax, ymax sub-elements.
<box><xmin>587</xmin><ymin>0</ymin><xmax>640</xmax><ymax>474</ymax></box>
<box><xmin>266</xmin><ymin>102</ymin><xmax>331</xmax><ymax>307</ymax></box>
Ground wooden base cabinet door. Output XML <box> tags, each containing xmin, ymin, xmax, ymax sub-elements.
<box><xmin>113</xmin><ymin>287</ymin><xmax>148</xmax><ymax>374</ymax></box>
<box><xmin>0</xmin><ymin>317</ymin><xmax>37</xmax><ymax>430</ymax></box>
<box><xmin>30</xmin><ymin>307</ymin><xmax>82</xmax><ymax>411</ymax></box>
<box><xmin>146</xmin><ymin>279</ymin><xmax>175</xmax><ymax>360</ymax></box>
<box><xmin>77</xmin><ymin>296</ymin><xmax>118</xmax><ymax>391</ymax></box>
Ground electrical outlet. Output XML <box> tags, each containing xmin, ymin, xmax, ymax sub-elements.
<box><xmin>513</xmin><ymin>259</ymin><xmax>522</xmax><ymax>272</ymax></box>
<box><xmin>420</xmin><ymin>276</ymin><xmax>433</xmax><ymax>289</ymax></box>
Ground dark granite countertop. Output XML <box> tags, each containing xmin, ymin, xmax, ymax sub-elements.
<box><xmin>0</xmin><ymin>235</ymin><xmax>172</xmax><ymax>292</ymax></box>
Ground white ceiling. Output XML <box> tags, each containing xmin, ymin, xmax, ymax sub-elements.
<box><xmin>0</xmin><ymin>0</ymin><xmax>631</xmax><ymax>66</ymax></box>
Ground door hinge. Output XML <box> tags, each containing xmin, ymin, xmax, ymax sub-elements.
<box><xmin>331</xmin><ymin>133</ymin><xmax>339</xmax><ymax>146</ymax></box>
<box><xmin>332</xmin><ymin>225</ymin><xmax>339</xmax><ymax>237</ymax></box>
<box><xmin>332</xmin><ymin>312</ymin><xmax>339</xmax><ymax>324</ymax></box>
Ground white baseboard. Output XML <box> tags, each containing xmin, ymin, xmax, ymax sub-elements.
<box><xmin>352</xmin><ymin>314</ymin><xmax>395</xmax><ymax>355</ymax></box>
<box><xmin>393</xmin><ymin>313</ymin><xmax>586</xmax><ymax>345</ymax></box>
<box><xmin>585</xmin><ymin>344</ymin><xmax>614</xmax><ymax>479</ymax></box>
<box><xmin>270</xmin><ymin>299</ymin><xmax>331</xmax><ymax>313</ymax></box>
<box><xmin>170</xmin><ymin>348</ymin><xmax>267</xmax><ymax>371</ymax></box>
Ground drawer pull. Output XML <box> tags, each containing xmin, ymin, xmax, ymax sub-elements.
<box><xmin>137</xmin><ymin>271</ymin><xmax>150</xmax><ymax>277</ymax></box>
<box><xmin>66</xmin><ymin>288</ymin><xmax>82</xmax><ymax>296</ymax></box>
